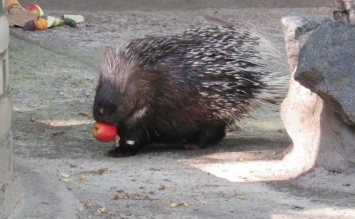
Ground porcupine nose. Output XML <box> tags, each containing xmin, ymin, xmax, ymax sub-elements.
<box><xmin>93</xmin><ymin>106</ymin><xmax>104</xmax><ymax>122</ymax></box>
<box><xmin>93</xmin><ymin>103</ymin><xmax>119</xmax><ymax>124</ymax></box>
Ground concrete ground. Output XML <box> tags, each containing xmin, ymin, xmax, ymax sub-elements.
<box><xmin>6</xmin><ymin>3</ymin><xmax>355</xmax><ymax>219</ymax></box>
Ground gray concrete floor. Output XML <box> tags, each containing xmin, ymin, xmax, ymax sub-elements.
<box><xmin>7</xmin><ymin>3</ymin><xmax>355</xmax><ymax>219</ymax></box>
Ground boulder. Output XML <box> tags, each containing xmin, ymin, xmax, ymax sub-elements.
<box><xmin>294</xmin><ymin>20</ymin><xmax>355</xmax><ymax>125</ymax></box>
<box><xmin>281</xmin><ymin>13</ymin><xmax>355</xmax><ymax>173</ymax></box>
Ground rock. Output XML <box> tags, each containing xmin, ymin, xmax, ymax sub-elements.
<box><xmin>333</xmin><ymin>0</ymin><xmax>355</xmax><ymax>24</ymax></box>
<box><xmin>294</xmin><ymin>20</ymin><xmax>355</xmax><ymax>125</ymax></box>
<box><xmin>280</xmin><ymin>13</ymin><xmax>355</xmax><ymax>173</ymax></box>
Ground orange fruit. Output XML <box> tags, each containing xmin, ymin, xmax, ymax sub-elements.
<box><xmin>35</xmin><ymin>18</ymin><xmax>47</xmax><ymax>30</ymax></box>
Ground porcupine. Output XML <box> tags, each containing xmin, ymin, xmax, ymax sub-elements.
<box><xmin>93</xmin><ymin>25</ymin><xmax>287</xmax><ymax>157</ymax></box>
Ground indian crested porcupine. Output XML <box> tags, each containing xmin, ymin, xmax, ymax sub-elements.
<box><xmin>93</xmin><ymin>25</ymin><xmax>287</xmax><ymax>157</ymax></box>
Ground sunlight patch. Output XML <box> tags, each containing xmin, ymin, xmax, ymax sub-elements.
<box><xmin>42</xmin><ymin>119</ymin><xmax>93</xmax><ymax>127</ymax></box>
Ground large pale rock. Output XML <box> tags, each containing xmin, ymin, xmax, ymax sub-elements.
<box><xmin>281</xmin><ymin>13</ymin><xmax>355</xmax><ymax>172</ymax></box>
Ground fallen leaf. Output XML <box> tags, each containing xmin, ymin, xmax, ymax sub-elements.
<box><xmin>60</xmin><ymin>173</ymin><xmax>70</xmax><ymax>178</ymax></box>
<box><xmin>96</xmin><ymin>207</ymin><xmax>107</xmax><ymax>215</ymax></box>
<box><xmin>79</xmin><ymin>174</ymin><xmax>86</xmax><ymax>180</ymax></box>
<box><xmin>99</xmin><ymin>207</ymin><xmax>107</xmax><ymax>213</ymax></box>
<box><xmin>85</xmin><ymin>202</ymin><xmax>96</xmax><ymax>208</ymax></box>
<box><xmin>237</xmin><ymin>195</ymin><xmax>245</xmax><ymax>200</ymax></box>
<box><xmin>79</xmin><ymin>111</ymin><xmax>89</xmax><ymax>116</ymax></box>
<box><xmin>158</xmin><ymin>185</ymin><xmax>170</xmax><ymax>190</ymax></box>
<box><xmin>93</xmin><ymin>169</ymin><xmax>104</xmax><ymax>175</ymax></box>
<box><xmin>170</xmin><ymin>202</ymin><xmax>189</xmax><ymax>208</ymax></box>
<box><xmin>124</xmin><ymin>192</ymin><xmax>129</xmax><ymax>199</ymax></box>
<box><xmin>112</xmin><ymin>194</ymin><xmax>119</xmax><ymax>200</ymax></box>
<box><xmin>51</xmin><ymin>130</ymin><xmax>65</xmax><ymax>136</ymax></box>
<box><xmin>170</xmin><ymin>203</ymin><xmax>179</xmax><ymax>208</ymax></box>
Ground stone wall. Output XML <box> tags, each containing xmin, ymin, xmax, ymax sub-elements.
<box><xmin>0</xmin><ymin>0</ymin><xmax>20</xmax><ymax>217</ymax></box>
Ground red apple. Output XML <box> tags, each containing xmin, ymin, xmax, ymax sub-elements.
<box><xmin>92</xmin><ymin>122</ymin><xmax>117</xmax><ymax>142</ymax></box>
<box><xmin>26</xmin><ymin>5</ymin><xmax>44</xmax><ymax>18</ymax></box>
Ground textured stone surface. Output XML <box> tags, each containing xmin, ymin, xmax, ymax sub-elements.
<box><xmin>281</xmin><ymin>13</ymin><xmax>355</xmax><ymax>172</ymax></box>
<box><xmin>333</xmin><ymin>0</ymin><xmax>355</xmax><ymax>24</ymax></box>
<box><xmin>294</xmin><ymin>20</ymin><xmax>355</xmax><ymax>125</ymax></box>
<box><xmin>0</xmin><ymin>1</ymin><xmax>20</xmax><ymax>218</ymax></box>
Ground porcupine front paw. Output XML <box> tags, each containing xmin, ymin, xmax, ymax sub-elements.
<box><xmin>107</xmin><ymin>134</ymin><xmax>146</xmax><ymax>157</ymax></box>
<box><xmin>107</xmin><ymin>147</ymin><xmax>138</xmax><ymax>157</ymax></box>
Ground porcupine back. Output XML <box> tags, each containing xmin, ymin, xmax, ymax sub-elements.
<box><xmin>99</xmin><ymin>25</ymin><xmax>288</xmax><ymax>128</ymax></box>
<box><xmin>181</xmin><ymin>25</ymin><xmax>287</xmax><ymax>121</ymax></box>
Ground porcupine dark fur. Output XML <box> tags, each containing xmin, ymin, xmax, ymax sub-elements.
<box><xmin>93</xmin><ymin>25</ymin><xmax>288</xmax><ymax>157</ymax></box>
